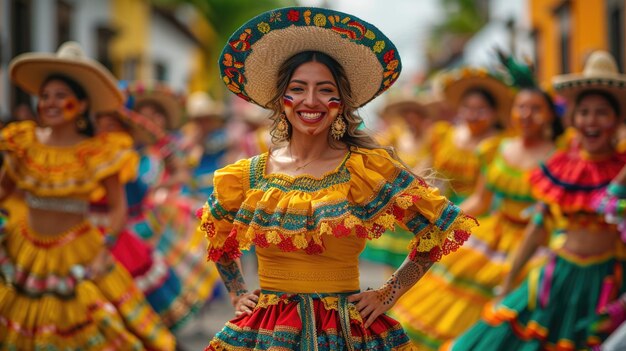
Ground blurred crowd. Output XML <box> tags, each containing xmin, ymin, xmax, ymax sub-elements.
<box><xmin>1</xmin><ymin>32</ymin><xmax>626</xmax><ymax>349</ymax></box>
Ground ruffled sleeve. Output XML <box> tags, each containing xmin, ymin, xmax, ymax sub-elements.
<box><xmin>87</xmin><ymin>132</ymin><xmax>139</xmax><ymax>199</ymax></box>
<box><xmin>0</xmin><ymin>120</ymin><xmax>36</xmax><ymax>153</ymax></box>
<box><xmin>347</xmin><ymin>148</ymin><xmax>477</xmax><ymax>262</ymax></box>
<box><xmin>196</xmin><ymin>158</ymin><xmax>248</xmax><ymax>261</ymax></box>
<box><xmin>197</xmin><ymin>149</ymin><xmax>477</xmax><ymax>263</ymax></box>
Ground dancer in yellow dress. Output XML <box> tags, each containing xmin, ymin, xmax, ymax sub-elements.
<box><xmin>0</xmin><ymin>42</ymin><xmax>175</xmax><ymax>350</ymax></box>
<box><xmin>448</xmin><ymin>50</ymin><xmax>626</xmax><ymax>351</ymax></box>
<box><xmin>198</xmin><ymin>7</ymin><xmax>478</xmax><ymax>350</ymax></box>
<box><xmin>426</xmin><ymin>68</ymin><xmax>513</xmax><ymax>204</ymax></box>
<box><xmin>391</xmin><ymin>55</ymin><xmax>562</xmax><ymax>350</ymax></box>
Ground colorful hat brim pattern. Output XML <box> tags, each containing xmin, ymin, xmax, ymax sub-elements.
<box><xmin>219</xmin><ymin>7</ymin><xmax>402</xmax><ymax>108</ymax></box>
<box><xmin>553</xmin><ymin>75</ymin><xmax>626</xmax><ymax>119</ymax></box>
<box><xmin>439</xmin><ymin>68</ymin><xmax>513</xmax><ymax>126</ymax></box>
<box><xmin>10</xmin><ymin>58</ymin><xmax>122</xmax><ymax>114</ymax></box>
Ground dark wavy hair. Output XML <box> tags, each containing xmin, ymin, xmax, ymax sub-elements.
<box><xmin>266</xmin><ymin>51</ymin><xmax>384</xmax><ymax>151</ymax></box>
<box><xmin>41</xmin><ymin>74</ymin><xmax>94</xmax><ymax>136</ymax></box>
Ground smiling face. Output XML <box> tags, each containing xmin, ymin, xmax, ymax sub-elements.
<box><xmin>38</xmin><ymin>79</ymin><xmax>87</xmax><ymax>127</ymax></box>
<box><xmin>510</xmin><ymin>90</ymin><xmax>552</xmax><ymax>139</ymax></box>
<box><xmin>95</xmin><ymin>113</ymin><xmax>126</xmax><ymax>134</ymax></box>
<box><xmin>572</xmin><ymin>92</ymin><xmax>620</xmax><ymax>155</ymax></box>
<box><xmin>282</xmin><ymin>61</ymin><xmax>342</xmax><ymax>139</ymax></box>
<box><xmin>136</xmin><ymin>101</ymin><xmax>168</xmax><ymax>130</ymax></box>
<box><xmin>458</xmin><ymin>91</ymin><xmax>497</xmax><ymax>136</ymax></box>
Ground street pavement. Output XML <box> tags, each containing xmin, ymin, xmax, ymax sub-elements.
<box><xmin>175</xmin><ymin>254</ymin><xmax>391</xmax><ymax>350</ymax></box>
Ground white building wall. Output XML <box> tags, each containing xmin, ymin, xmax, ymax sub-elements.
<box><xmin>148</xmin><ymin>13</ymin><xmax>196</xmax><ymax>92</ymax></box>
<box><xmin>32</xmin><ymin>0</ymin><xmax>56</xmax><ymax>53</ymax></box>
<box><xmin>463</xmin><ymin>0</ymin><xmax>534</xmax><ymax>67</ymax></box>
<box><xmin>72</xmin><ymin>0</ymin><xmax>112</xmax><ymax>58</ymax></box>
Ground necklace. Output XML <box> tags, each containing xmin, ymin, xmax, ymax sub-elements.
<box><xmin>290</xmin><ymin>145</ymin><xmax>324</xmax><ymax>171</ymax></box>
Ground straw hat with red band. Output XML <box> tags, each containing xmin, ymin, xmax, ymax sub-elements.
<box><xmin>125</xmin><ymin>81</ymin><xmax>184</xmax><ymax>130</ymax></box>
<box><xmin>553</xmin><ymin>50</ymin><xmax>626</xmax><ymax>117</ymax></box>
<box><xmin>435</xmin><ymin>67</ymin><xmax>514</xmax><ymax>125</ymax></box>
<box><xmin>9</xmin><ymin>41</ymin><xmax>123</xmax><ymax>113</ymax></box>
<box><xmin>219</xmin><ymin>6</ymin><xmax>402</xmax><ymax>108</ymax></box>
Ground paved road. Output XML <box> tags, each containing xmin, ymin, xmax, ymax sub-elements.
<box><xmin>175</xmin><ymin>254</ymin><xmax>391</xmax><ymax>350</ymax></box>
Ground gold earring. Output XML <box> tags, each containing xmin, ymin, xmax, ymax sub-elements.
<box><xmin>274</xmin><ymin>112</ymin><xmax>289</xmax><ymax>141</ymax></box>
<box><xmin>330</xmin><ymin>115</ymin><xmax>346</xmax><ymax>140</ymax></box>
<box><xmin>76</xmin><ymin>116</ymin><xmax>88</xmax><ymax>131</ymax></box>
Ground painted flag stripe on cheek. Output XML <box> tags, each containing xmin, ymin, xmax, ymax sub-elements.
<box><xmin>328</xmin><ymin>97</ymin><xmax>341</xmax><ymax>110</ymax></box>
<box><xmin>283</xmin><ymin>95</ymin><xmax>294</xmax><ymax>108</ymax></box>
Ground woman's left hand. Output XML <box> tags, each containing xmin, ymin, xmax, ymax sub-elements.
<box><xmin>348</xmin><ymin>287</ymin><xmax>397</xmax><ymax>329</ymax></box>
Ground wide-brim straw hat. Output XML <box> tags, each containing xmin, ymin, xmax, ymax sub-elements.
<box><xmin>436</xmin><ymin>67</ymin><xmax>514</xmax><ymax>125</ymax></box>
<box><xmin>219</xmin><ymin>6</ymin><xmax>401</xmax><ymax>108</ymax></box>
<box><xmin>553</xmin><ymin>50</ymin><xmax>626</xmax><ymax>117</ymax></box>
<box><xmin>186</xmin><ymin>91</ymin><xmax>225</xmax><ymax>120</ymax></box>
<box><xmin>9</xmin><ymin>41</ymin><xmax>123</xmax><ymax>113</ymax></box>
<box><xmin>126</xmin><ymin>81</ymin><xmax>183</xmax><ymax>129</ymax></box>
<box><xmin>380</xmin><ymin>89</ymin><xmax>440</xmax><ymax>118</ymax></box>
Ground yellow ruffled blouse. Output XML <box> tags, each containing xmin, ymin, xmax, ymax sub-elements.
<box><xmin>483</xmin><ymin>141</ymin><xmax>537</xmax><ymax>222</ymax></box>
<box><xmin>429</xmin><ymin>121</ymin><xmax>501</xmax><ymax>202</ymax></box>
<box><xmin>198</xmin><ymin>147</ymin><xmax>477</xmax><ymax>293</ymax></box>
<box><xmin>0</xmin><ymin>121</ymin><xmax>138</xmax><ymax>201</ymax></box>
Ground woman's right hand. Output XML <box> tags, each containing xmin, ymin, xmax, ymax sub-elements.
<box><xmin>492</xmin><ymin>283</ymin><xmax>511</xmax><ymax>306</ymax></box>
<box><xmin>88</xmin><ymin>248</ymin><xmax>116</xmax><ymax>280</ymax></box>
<box><xmin>232</xmin><ymin>289</ymin><xmax>261</xmax><ymax>317</ymax></box>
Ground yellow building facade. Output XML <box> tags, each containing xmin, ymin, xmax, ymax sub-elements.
<box><xmin>530</xmin><ymin>0</ymin><xmax>624</xmax><ymax>85</ymax></box>
<box><xmin>109</xmin><ymin>0</ymin><xmax>214</xmax><ymax>93</ymax></box>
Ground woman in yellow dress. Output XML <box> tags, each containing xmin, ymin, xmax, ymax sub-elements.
<box><xmin>390</xmin><ymin>55</ymin><xmax>563</xmax><ymax>350</ymax></box>
<box><xmin>447</xmin><ymin>50</ymin><xmax>626</xmax><ymax>351</ymax></box>
<box><xmin>363</xmin><ymin>91</ymin><xmax>438</xmax><ymax>269</ymax></box>
<box><xmin>0</xmin><ymin>42</ymin><xmax>174</xmax><ymax>350</ymax></box>
<box><xmin>427</xmin><ymin>68</ymin><xmax>514</xmax><ymax>204</ymax></box>
<box><xmin>198</xmin><ymin>7</ymin><xmax>477</xmax><ymax>350</ymax></box>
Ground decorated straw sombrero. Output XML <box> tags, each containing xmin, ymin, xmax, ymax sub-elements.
<box><xmin>435</xmin><ymin>67</ymin><xmax>514</xmax><ymax>124</ymax></box>
<box><xmin>220</xmin><ymin>7</ymin><xmax>401</xmax><ymax>108</ymax></box>
<box><xmin>553</xmin><ymin>50</ymin><xmax>626</xmax><ymax>117</ymax></box>
<box><xmin>125</xmin><ymin>81</ymin><xmax>184</xmax><ymax>129</ymax></box>
<box><xmin>9</xmin><ymin>41</ymin><xmax>123</xmax><ymax>113</ymax></box>
<box><xmin>186</xmin><ymin>91</ymin><xmax>226</xmax><ymax>120</ymax></box>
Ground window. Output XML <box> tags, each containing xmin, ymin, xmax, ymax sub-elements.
<box><xmin>607</xmin><ymin>0</ymin><xmax>624</xmax><ymax>71</ymax></box>
<box><xmin>96</xmin><ymin>26</ymin><xmax>116</xmax><ymax>71</ymax></box>
<box><xmin>56</xmin><ymin>0</ymin><xmax>73</xmax><ymax>47</ymax></box>
<box><xmin>154</xmin><ymin>62</ymin><xmax>168</xmax><ymax>81</ymax></box>
<box><xmin>10</xmin><ymin>0</ymin><xmax>33</xmax><ymax>111</ymax></box>
<box><xmin>122</xmin><ymin>57</ymin><xmax>139</xmax><ymax>81</ymax></box>
<box><xmin>531</xmin><ymin>28</ymin><xmax>542</xmax><ymax>79</ymax></box>
<box><xmin>555</xmin><ymin>1</ymin><xmax>572</xmax><ymax>73</ymax></box>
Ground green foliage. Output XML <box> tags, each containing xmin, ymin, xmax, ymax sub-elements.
<box><xmin>150</xmin><ymin>0</ymin><xmax>295</xmax><ymax>95</ymax></box>
<box><xmin>153</xmin><ymin>0</ymin><xmax>295</xmax><ymax>47</ymax></box>
<box><xmin>434</xmin><ymin>0</ymin><xmax>486</xmax><ymax>35</ymax></box>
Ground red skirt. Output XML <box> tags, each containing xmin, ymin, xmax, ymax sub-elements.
<box><xmin>206</xmin><ymin>290</ymin><xmax>416</xmax><ymax>350</ymax></box>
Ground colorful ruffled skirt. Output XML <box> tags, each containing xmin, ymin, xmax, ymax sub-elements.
<box><xmin>391</xmin><ymin>213</ymin><xmax>544</xmax><ymax>350</ymax></box>
<box><xmin>129</xmin><ymin>202</ymin><xmax>220</xmax><ymax>327</ymax></box>
<box><xmin>206</xmin><ymin>290</ymin><xmax>417</xmax><ymax>351</ymax></box>
<box><xmin>0</xmin><ymin>217</ymin><xmax>175</xmax><ymax>350</ymax></box>
<box><xmin>445</xmin><ymin>249</ymin><xmax>626</xmax><ymax>351</ymax></box>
